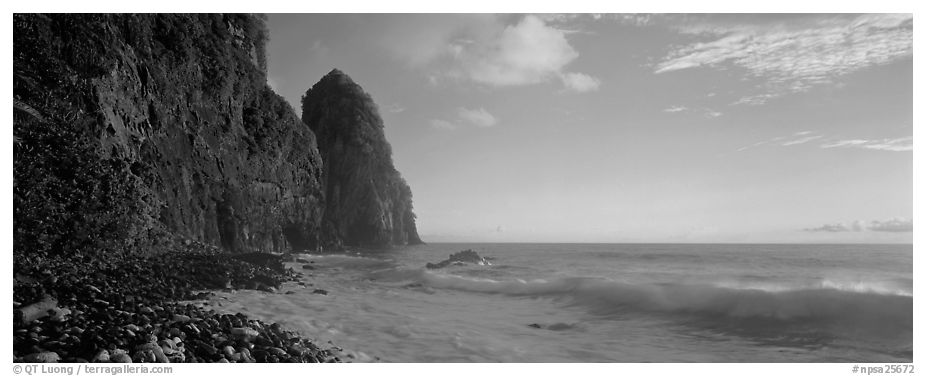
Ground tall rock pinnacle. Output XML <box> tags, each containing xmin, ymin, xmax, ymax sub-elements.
<box><xmin>301</xmin><ymin>69</ymin><xmax>422</xmax><ymax>248</ymax></box>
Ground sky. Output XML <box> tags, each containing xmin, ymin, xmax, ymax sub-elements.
<box><xmin>265</xmin><ymin>13</ymin><xmax>913</xmax><ymax>243</ymax></box>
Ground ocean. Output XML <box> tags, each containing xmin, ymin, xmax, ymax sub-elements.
<box><xmin>208</xmin><ymin>243</ymin><xmax>912</xmax><ymax>362</ymax></box>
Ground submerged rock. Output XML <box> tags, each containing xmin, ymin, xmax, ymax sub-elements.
<box><xmin>426</xmin><ymin>249</ymin><xmax>492</xmax><ymax>269</ymax></box>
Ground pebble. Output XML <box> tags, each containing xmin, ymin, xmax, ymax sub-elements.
<box><xmin>312</xmin><ymin>289</ymin><xmax>328</xmax><ymax>295</ymax></box>
<box><xmin>92</xmin><ymin>350</ymin><xmax>110</xmax><ymax>362</ymax></box>
<box><xmin>238</xmin><ymin>348</ymin><xmax>255</xmax><ymax>363</ymax></box>
<box><xmin>25</xmin><ymin>351</ymin><xmax>60</xmax><ymax>363</ymax></box>
<box><xmin>268</xmin><ymin>347</ymin><xmax>287</xmax><ymax>357</ymax></box>
<box><xmin>230</xmin><ymin>327</ymin><xmax>259</xmax><ymax>340</ymax></box>
<box><xmin>110</xmin><ymin>352</ymin><xmax>132</xmax><ymax>363</ymax></box>
<box><xmin>135</xmin><ymin>342</ymin><xmax>168</xmax><ymax>363</ymax></box>
<box><xmin>172</xmin><ymin>314</ymin><xmax>191</xmax><ymax>322</ymax></box>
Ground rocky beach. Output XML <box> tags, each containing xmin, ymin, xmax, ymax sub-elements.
<box><xmin>13</xmin><ymin>241</ymin><xmax>351</xmax><ymax>363</ymax></box>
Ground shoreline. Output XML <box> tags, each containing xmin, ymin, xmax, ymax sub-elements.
<box><xmin>13</xmin><ymin>242</ymin><xmax>349</xmax><ymax>363</ymax></box>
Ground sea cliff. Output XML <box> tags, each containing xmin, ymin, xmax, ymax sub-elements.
<box><xmin>14</xmin><ymin>14</ymin><xmax>420</xmax><ymax>256</ymax></box>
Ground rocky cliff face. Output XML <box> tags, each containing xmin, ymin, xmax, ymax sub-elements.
<box><xmin>302</xmin><ymin>70</ymin><xmax>422</xmax><ymax>248</ymax></box>
<box><xmin>14</xmin><ymin>14</ymin><xmax>418</xmax><ymax>255</ymax></box>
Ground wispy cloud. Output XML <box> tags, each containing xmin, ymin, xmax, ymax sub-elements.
<box><xmin>655</xmin><ymin>14</ymin><xmax>912</xmax><ymax>105</ymax></box>
<box><xmin>738</xmin><ymin>131</ymin><xmax>815</xmax><ymax>151</ymax></box>
<box><xmin>781</xmin><ymin>135</ymin><xmax>823</xmax><ymax>146</ymax></box>
<box><xmin>805</xmin><ymin>221</ymin><xmax>864</xmax><ymax>233</ymax></box>
<box><xmin>869</xmin><ymin>218</ymin><xmax>913</xmax><ymax>232</ymax></box>
<box><xmin>560</xmin><ymin>72</ymin><xmax>601</xmax><ymax>93</ymax></box>
<box><xmin>540</xmin><ymin>13</ymin><xmax>656</xmax><ymax>28</ymax></box>
<box><xmin>432</xmin><ymin>107</ymin><xmax>500</xmax><ymax>130</ymax></box>
<box><xmin>457</xmin><ymin>107</ymin><xmax>498</xmax><ymax>128</ymax></box>
<box><xmin>805</xmin><ymin>218</ymin><xmax>912</xmax><ymax>233</ymax></box>
<box><xmin>739</xmin><ymin>132</ymin><xmax>911</xmax><ymax>152</ymax></box>
<box><xmin>383</xmin><ymin>103</ymin><xmax>406</xmax><ymax>114</ymax></box>
<box><xmin>429</xmin><ymin>119</ymin><xmax>456</xmax><ymax>130</ymax></box>
<box><xmin>820</xmin><ymin>136</ymin><xmax>912</xmax><ymax>152</ymax></box>
<box><xmin>663</xmin><ymin>105</ymin><xmax>723</xmax><ymax>118</ymax></box>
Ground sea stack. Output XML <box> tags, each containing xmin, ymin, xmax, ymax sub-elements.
<box><xmin>302</xmin><ymin>69</ymin><xmax>423</xmax><ymax>248</ymax></box>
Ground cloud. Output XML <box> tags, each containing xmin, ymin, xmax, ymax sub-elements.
<box><xmin>738</xmin><ymin>132</ymin><xmax>910</xmax><ymax>152</ymax></box>
<box><xmin>429</xmin><ymin>119</ymin><xmax>456</xmax><ymax>130</ymax></box>
<box><xmin>820</xmin><ymin>136</ymin><xmax>912</xmax><ymax>152</ymax></box>
<box><xmin>868</xmin><ymin>218</ymin><xmax>913</xmax><ymax>232</ymax></box>
<box><xmin>663</xmin><ymin>105</ymin><xmax>723</xmax><ymax>118</ymax></box>
<box><xmin>388</xmin><ymin>15</ymin><xmax>599</xmax><ymax>92</ymax></box>
<box><xmin>383</xmin><ymin>103</ymin><xmax>406</xmax><ymax>113</ymax></box>
<box><xmin>457</xmin><ymin>16</ymin><xmax>580</xmax><ymax>87</ymax></box>
<box><xmin>432</xmin><ymin>107</ymin><xmax>499</xmax><ymax>130</ymax></box>
<box><xmin>560</xmin><ymin>72</ymin><xmax>601</xmax><ymax>92</ymax></box>
<box><xmin>781</xmin><ymin>135</ymin><xmax>823</xmax><ymax>146</ymax></box>
<box><xmin>738</xmin><ymin>132</ymin><xmax>816</xmax><ymax>151</ymax></box>
<box><xmin>805</xmin><ymin>218</ymin><xmax>911</xmax><ymax>233</ymax></box>
<box><xmin>654</xmin><ymin>14</ymin><xmax>912</xmax><ymax>105</ymax></box>
<box><xmin>805</xmin><ymin>220</ymin><xmax>865</xmax><ymax>233</ymax></box>
<box><xmin>457</xmin><ymin>107</ymin><xmax>498</xmax><ymax>127</ymax></box>
<box><xmin>730</xmin><ymin>94</ymin><xmax>780</xmax><ymax>106</ymax></box>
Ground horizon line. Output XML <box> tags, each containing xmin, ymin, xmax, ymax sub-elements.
<box><xmin>412</xmin><ymin>241</ymin><xmax>914</xmax><ymax>246</ymax></box>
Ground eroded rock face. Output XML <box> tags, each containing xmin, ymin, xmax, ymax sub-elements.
<box><xmin>14</xmin><ymin>14</ymin><xmax>324</xmax><ymax>253</ymax></box>
<box><xmin>301</xmin><ymin>70</ymin><xmax>422</xmax><ymax>248</ymax></box>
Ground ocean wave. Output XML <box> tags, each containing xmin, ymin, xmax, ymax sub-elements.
<box><xmin>380</xmin><ymin>269</ymin><xmax>912</xmax><ymax>332</ymax></box>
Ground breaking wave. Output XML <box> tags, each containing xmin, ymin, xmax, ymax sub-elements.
<box><xmin>372</xmin><ymin>267</ymin><xmax>912</xmax><ymax>334</ymax></box>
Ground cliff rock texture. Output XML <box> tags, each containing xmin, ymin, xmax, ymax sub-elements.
<box><xmin>14</xmin><ymin>14</ymin><xmax>418</xmax><ymax>256</ymax></box>
<box><xmin>302</xmin><ymin>70</ymin><xmax>422</xmax><ymax>248</ymax></box>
